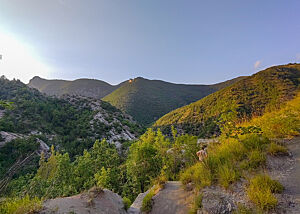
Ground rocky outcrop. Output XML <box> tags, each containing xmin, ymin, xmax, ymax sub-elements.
<box><xmin>40</xmin><ymin>187</ymin><xmax>127</xmax><ymax>214</ymax></box>
<box><xmin>0</xmin><ymin>131</ymin><xmax>25</xmax><ymax>147</ymax></box>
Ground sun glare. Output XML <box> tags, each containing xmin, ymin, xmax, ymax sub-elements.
<box><xmin>0</xmin><ymin>32</ymin><xmax>52</xmax><ymax>83</ymax></box>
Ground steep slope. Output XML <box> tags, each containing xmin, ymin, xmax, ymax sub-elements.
<box><xmin>154</xmin><ymin>64</ymin><xmax>300</xmax><ymax>136</ymax></box>
<box><xmin>103</xmin><ymin>76</ymin><xmax>245</xmax><ymax>125</ymax></box>
<box><xmin>28</xmin><ymin>76</ymin><xmax>123</xmax><ymax>99</ymax></box>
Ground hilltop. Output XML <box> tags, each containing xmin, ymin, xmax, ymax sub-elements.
<box><xmin>28</xmin><ymin>76</ymin><xmax>124</xmax><ymax>99</ymax></box>
<box><xmin>103</xmin><ymin>76</ymin><xmax>245</xmax><ymax>125</ymax></box>
<box><xmin>154</xmin><ymin>64</ymin><xmax>300</xmax><ymax>136</ymax></box>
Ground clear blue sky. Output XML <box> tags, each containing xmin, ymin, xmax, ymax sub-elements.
<box><xmin>0</xmin><ymin>0</ymin><xmax>299</xmax><ymax>84</ymax></box>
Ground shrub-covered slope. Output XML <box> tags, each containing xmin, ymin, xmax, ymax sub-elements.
<box><xmin>28</xmin><ymin>76</ymin><xmax>124</xmax><ymax>99</ymax></box>
<box><xmin>0</xmin><ymin>76</ymin><xmax>142</xmax><ymax>157</ymax></box>
<box><xmin>103</xmin><ymin>76</ymin><xmax>245</xmax><ymax>125</ymax></box>
<box><xmin>154</xmin><ymin>64</ymin><xmax>300</xmax><ymax>136</ymax></box>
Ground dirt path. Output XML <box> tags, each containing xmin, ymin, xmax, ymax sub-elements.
<box><xmin>150</xmin><ymin>181</ymin><xmax>193</xmax><ymax>214</ymax></box>
<box><xmin>267</xmin><ymin>137</ymin><xmax>300</xmax><ymax>213</ymax></box>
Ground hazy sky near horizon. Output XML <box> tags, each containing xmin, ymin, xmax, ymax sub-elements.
<box><xmin>0</xmin><ymin>0</ymin><xmax>300</xmax><ymax>84</ymax></box>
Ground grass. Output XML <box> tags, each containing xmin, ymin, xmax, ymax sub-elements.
<box><xmin>246</xmin><ymin>91</ymin><xmax>300</xmax><ymax>139</ymax></box>
<box><xmin>189</xmin><ymin>193</ymin><xmax>203</xmax><ymax>214</ymax></box>
<box><xmin>267</xmin><ymin>142</ymin><xmax>289</xmax><ymax>156</ymax></box>
<box><xmin>247</xmin><ymin>174</ymin><xmax>283</xmax><ymax>211</ymax></box>
<box><xmin>141</xmin><ymin>189</ymin><xmax>155</xmax><ymax>213</ymax></box>
<box><xmin>217</xmin><ymin>162</ymin><xmax>240</xmax><ymax>189</ymax></box>
<box><xmin>0</xmin><ymin>195</ymin><xmax>42</xmax><ymax>214</ymax></box>
<box><xmin>180</xmin><ymin>162</ymin><xmax>212</xmax><ymax>190</ymax></box>
<box><xmin>180</xmin><ymin>134</ymin><xmax>271</xmax><ymax>190</ymax></box>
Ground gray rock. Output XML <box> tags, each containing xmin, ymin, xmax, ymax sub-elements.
<box><xmin>200</xmin><ymin>191</ymin><xmax>235</xmax><ymax>214</ymax></box>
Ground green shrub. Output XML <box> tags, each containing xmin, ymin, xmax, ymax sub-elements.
<box><xmin>247</xmin><ymin>150</ymin><xmax>266</xmax><ymax>169</ymax></box>
<box><xmin>0</xmin><ymin>195</ymin><xmax>42</xmax><ymax>214</ymax></box>
<box><xmin>123</xmin><ymin>197</ymin><xmax>132</xmax><ymax>211</ymax></box>
<box><xmin>141</xmin><ymin>190</ymin><xmax>155</xmax><ymax>212</ymax></box>
<box><xmin>240</xmin><ymin>134</ymin><xmax>270</xmax><ymax>151</ymax></box>
<box><xmin>217</xmin><ymin>162</ymin><xmax>240</xmax><ymax>189</ymax></box>
<box><xmin>247</xmin><ymin>174</ymin><xmax>283</xmax><ymax>210</ymax></box>
<box><xmin>267</xmin><ymin>142</ymin><xmax>288</xmax><ymax>156</ymax></box>
<box><xmin>180</xmin><ymin>163</ymin><xmax>212</xmax><ymax>190</ymax></box>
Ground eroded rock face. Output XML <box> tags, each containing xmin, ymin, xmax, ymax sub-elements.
<box><xmin>40</xmin><ymin>188</ymin><xmax>126</xmax><ymax>214</ymax></box>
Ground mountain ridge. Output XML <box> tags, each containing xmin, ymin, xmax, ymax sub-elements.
<box><xmin>154</xmin><ymin>63</ymin><xmax>300</xmax><ymax>137</ymax></box>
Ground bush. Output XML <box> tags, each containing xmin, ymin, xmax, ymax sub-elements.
<box><xmin>247</xmin><ymin>150</ymin><xmax>266</xmax><ymax>169</ymax></box>
<box><xmin>267</xmin><ymin>142</ymin><xmax>288</xmax><ymax>156</ymax></box>
<box><xmin>0</xmin><ymin>195</ymin><xmax>42</xmax><ymax>214</ymax></box>
<box><xmin>123</xmin><ymin>197</ymin><xmax>132</xmax><ymax>211</ymax></box>
<box><xmin>217</xmin><ymin>162</ymin><xmax>240</xmax><ymax>189</ymax></box>
<box><xmin>180</xmin><ymin>163</ymin><xmax>212</xmax><ymax>190</ymax></box>
<box><xmin>247</xmin><ymin>174</ymin><xmax>283</xmax><ymax>210</ymax></box>
<box><xmin>240</xmin><ymin>134</ymin><xmax>270</xmax><ymax>151</ymax></box>
<box><xmin>141</xmin><ymin>190</ymin><xmax>155</xmax><ymax>212</ymax></box>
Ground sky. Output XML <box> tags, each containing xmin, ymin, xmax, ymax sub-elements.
<box><xmin>0</xmin><ymin>0</ymin><xmax>299</xmax><ymax>85</ymax></box>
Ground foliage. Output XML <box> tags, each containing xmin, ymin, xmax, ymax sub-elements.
<box><xmin>155</xmin><ymin>64</ymin><xmax>300</xmax><ymax>137</ymax></box>
<box><xmin>0</xmin><ymin>137</ymin><xmax>40</xmax><ymax>181</ymax></box>
<box><xmin>180</xmin><ymin>134</ymin><xmax>271</xmax><ymax>190</ymax></box>
<box><xmin>189</xmin><ymin>193</ymin><xmax>203</xmax><ymax>214</ymax></box>
<box><xmin>247</xmin><ymin>91</ymin><xmax>300</xmax><ymax>139</ymax></box>
<box><xmin>0</xmin><ymin>195</ymin><xmax>42</xmax><ymax>214</ymax></box>
<box><xmin>180</xmin><ymin>163</ymin><xmax>212</xmax><ymax>189</ymax></box>
<box><xmin>123</xmin><ymin>197</ymin><xmax>132</xmax><ymax>211</ymax></box>
<box><xmin>141</xmin><ymin>189</ymin><xmax>155</xmax><ymax>213</ymax></box>
<box><xmin>27</xmin><ymin>139</ymin><xmax>123</xmax><ymax>199</ymax></box>
<box><xmin>103</xmin><ymin>77</ymin><xmax>244</xmax><ymax>125</ymax></box>
<box><xmin>0</xmin><ymin>76</ymin><xmax>142</xmax><ymax>158</ymax></box>
<box><xmin>267</xmin><ymin>142</ymin><xmax>288</xmax><ymax>156</ymax></box>
<box><xmin>247</xmin><ymin>174</ymin><xmax>283</xmax><ymax>211</ymax></box>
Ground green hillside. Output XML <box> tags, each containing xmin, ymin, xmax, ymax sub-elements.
<box><xmin>103</xmin><ymin>76</ymin><xmax>245</xmax><ymax>125</ymax></box>
<box><xmin>28</xmin><ymin>76</ymin><xmax>124</xmax><ymax>99</ymax></box>
<box><xmin>0</xmin><ymin>76</ymin><xmax>142</xmax><ymax>157</ymax></box>
<box><xmin>154</xmin><ymin>64</ymin><xmax>300</xmax><ymax>136</ymax></box>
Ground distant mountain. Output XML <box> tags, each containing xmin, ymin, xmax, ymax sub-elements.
<box><xmin>103</xmin><ymin>76</ymin><xmax>246</xmax><ymax>125</ymax></box>
<box><xmin>154</xmin><ymin>64</ymin><xmax>300</xmax><ymax>137</ymax></box>
<box><xmin>28</xmin><ymin>76</ymin><xmax>124</xmax><ymax>99</ymax></box>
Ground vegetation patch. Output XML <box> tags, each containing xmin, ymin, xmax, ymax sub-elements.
<box><xmin>0</xmin><ymin>195</ymin><xmax>42</xmax><ymax>214</ymax></box>
<box><xmin>267</xmin><ymin>142</ymin><xmax>289</xmax><ymax>156</ymax></box>
<box><xmin>141</xmin><ymin>189</ymin><xmax>155</xmax><ymax>213</ymax></box>
<box><xmin>189</xmin><ymin>193</ymin><xmax>203</xmax><ymax>214</ymax></box>
<box><xmin>247</xmin><ymin>174</ymin><xmax>283</xmax><ymax>211</ymax></box>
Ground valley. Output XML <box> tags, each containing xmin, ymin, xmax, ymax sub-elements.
<box><xmin>0</xmin><ymin>64</ymin><xmax>300</xmax><ymax>214</ymax></box>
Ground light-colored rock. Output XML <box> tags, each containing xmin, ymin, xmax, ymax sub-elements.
<box><xmin>40</xmin><ymin>188</ymin><xmax>126</xmax><ymax>214</ymax></box>
<box><xmin>128</xmin><ymin>189</ymin><xmax>150</xmax><ymax>214</ymax></box>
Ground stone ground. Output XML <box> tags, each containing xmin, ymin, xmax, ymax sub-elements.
<box><xmin>150</xmin><ymin>181</ymin><xmax>194</xmax><ymax>214</ymax></box>
<box><xmin>267</xmin><ymin>137</ymin><xmax>300</xmax><ymax>213</ymax></box>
